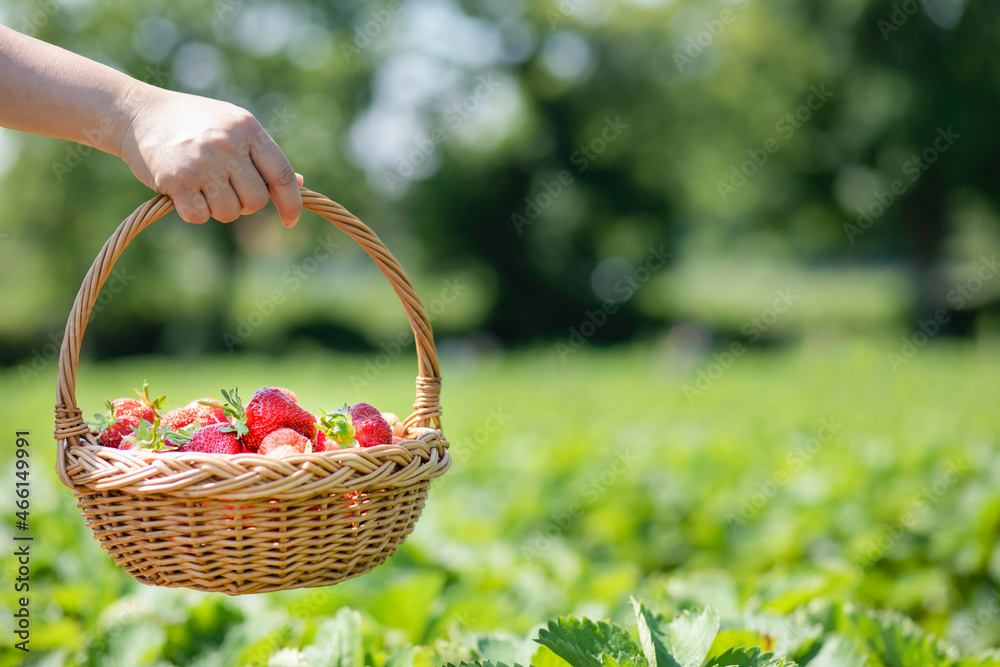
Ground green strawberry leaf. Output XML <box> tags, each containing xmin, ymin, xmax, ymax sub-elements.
<box><xmin>703</xmin><ymin>647</ymin><xmax>794</xmax><ymax>667</ymax></box>
<box><xmin>299</xmin><ymin>608</ymin><xmax>363</xmax><ymax>667</ymax></box>
<box><xmin>838</xmin><ymin>606</ymin><xmax>954</xmax><ymax>667</ymax></box>
<box><xmin>808</xmin><ymin>634</ymin><xmax>870</xmax><ymax>667</ymax></box>
<box><xmin>601</xmin><ymin>653</ymin><xmax>647</xmax><ymax>667</ymax></box>
<box><xmin>960</xmin><ymin>650</ymin><xmax>1000</xmax><ymax>666</ymax></box>
<box><xmin>135</xmin><ymin>379</ymin><xmax>166</xmax><ymax>417</ymax></box>
<box><xmin>532</xmin><ymin>645</ymin><xmax>572</xmax><ymax>667</ymax></box>
<box><xmin>535</xmin><ymin>617</ymin><xmax>642</xmax><ymax>667</ymax></box>
<box><xmin>708</xmin><ymin>630</ymin><xmax>777</xmax><ymax>660</ymax></box>
<box><xmin>630</xmin><ymin>598</ymin><xmax>719</xmax><ymax>667</ymax></box>
<box><xmin>122</xmin><ymin>418</ymin><xmax>157</xmax><ymax>449</ymax></box>
<box><xmin>472</xmin><ymin>632</ymin><xmax>537</xmax><ymax>666</ymax></box>
<box><xmin>319</xmin><ymin>409</ymin><xmax>356</xmax><ymax>446</ymax></box>
<box><xmin>203</xmin><ymin>388</ymin><xmax>248</xmax><ymax>438</ymax></box>
<box><xmin>162</xmin><ymin>420</ymin><xmax>200</xmax><ymax>448</ymax></box>
<box><xmin>383</xmin><ymin>645</ymin><xmax>415</xmax><ymax>667</ymax></box>
<box><xmin>88</xmin><ymin>399</ymin><xmax>118</xmax><ymax>431</ymax></box>
<box><xmin>735</xmin><ymin>609</ymin><xmax>822</xmax><ymax>658</ymax></box>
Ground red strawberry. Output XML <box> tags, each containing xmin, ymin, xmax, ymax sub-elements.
<box><xmin>161</xmin><ymin>400</ymin><xmax>227</xmax><ymax>432</ymax></box>
<box><xmin>188</xmin><ymin>398</ymin><xmax>229</xmax><ymax>423</ymax></box>
<box><xmin>260</xmin><ymin>428</ymin><xmax>313</xmax><ymax>456</ymax></box>
<box><xmin>242</xmin><ymin>388</ymin><xmax>316</xmax><ymax>452</ymax></box>
<box><xmin>381</xmin><ymin>412</ymin><xmax>406</xmax><ymax>439</ymax></box>
<box><xmin>346</xmin><ymin>403</ymin><xmax>392</xmax><ymax>448</ymax></box>
<box><xmin>92</xmin><ymin>382</ymin><xmax>167</xmax><ymax>448</ymax></box>
<box><xmin>98</xmin><ymin>414</ymin><xmax>140</xmax><ymax>449</ymax></box>
<box><xmin>277</xmin><ymin>387</ymin><xmax>298</xmax><ymax>403</ymax></box>
<box><xmin>113</xmin><ymin>398</ymin><xmax>154</xmax><ymax>423</ymax></box>
<box><xmin>347</xmin><ymin>403</ymin><xmax>381</xmax><ymax>421</ymax></box>
<box><xmin>314</xmin><ymin>430</ymin><xmax>330</xmax><ymax>453</ymax></box>
<box><xmin>180</xmin><ymin>423</ymin><xmax>241</xmax><ymax>455</ymax></box>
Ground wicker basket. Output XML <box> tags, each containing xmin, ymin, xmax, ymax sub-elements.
<box><xmin>52</xmin><ymin>188</ymin><xmax>450</xmax><ymax>595</ymax></box>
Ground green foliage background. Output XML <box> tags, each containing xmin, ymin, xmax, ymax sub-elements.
<box><xmin>3</xmin><ymin>344</ymin><xmax>1000</xmax><ymax>663</ymax></box>
<box><xmin>2</xmin><ymin>0</ymin><xmax>1000</xmax><ymax>663</ymax></box>
<box><xmin>2</xmin><ymin>0</ymin><xmax>1000</xmax><ymax>357</ymax></box>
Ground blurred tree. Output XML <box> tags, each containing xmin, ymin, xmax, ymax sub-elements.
<box><xmin>2</xmin><ymin>0</ymin><xmax>999</xmax><ymax>362</ymax></box>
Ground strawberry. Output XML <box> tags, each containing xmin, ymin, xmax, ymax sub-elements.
<box><xmin>121</xmin><ymin>380</ymin><xmax>166</xmax><ymax>422</ymax></box>
<box><xmin>381</xmin><ymin>412</ymin><xmax>406</xmax><ymax>439</ymax></box>
<box><xmin>244</xmin><ymin>387</ymin><xmax>316</xmax><ymax>451</ymax></box>
<box><xmin>345</xmin><ymin>403</ymin><xmax>392</xmax><ymax>448</ymax></box>
<box><xmin>193</xmin><ymin>399</ymin><xmax>228</xmax><ymax>423</ymax></box>
<box><xmin>177</xmin><ymin>423</ymin><xmax>242</xmax><ymax>455</ymax></box>
<box><xmin>259</xmin><ymin>428</ymin><xmax>312</xmax><ymax>456</ymax></box>
<box><xmin>90</xmin><ymin>381</ymin><xmax>167</xmax><ymax>449</ymax></box>
<box><xmin>277</xmin><ymin>387</ymin><xmax>298</xmax><ymax>403</ymax></box>
<box><xmin>347</xmin><ymin>403</ymin><xmax>381</xmax><ymax>422</ymax></box>
<box><xmin>95</xmin><ymin>412</ymin><xmax>140</xmax><ymax>449</ymax></box>
<box><xmin>265</xmin><ymin>444</ymin><xmax>301</xmax><ymax>457</ymax></box>
<box><xmin>113</xmin><ymin>398</ymin><xmax>153</xmax><ymax>423</ymax></box>
<box><xmin>91</xmin><ymin>398</ymin><xmax>144</xmax><ymax>449</ymax></box>
<box><xmin>162</xmin><ymin>399</ymin><xmax>227</xmax><ymax>432</ymax></box>
<box><xmin>205</xmin><ymin>388</ymin><xmax>316</xmax><ymax>452</ymax></box>
<box><xmin>314</xmin><ymin>430</ymin><xmax>330</xmax><ymax>453</ymax></box>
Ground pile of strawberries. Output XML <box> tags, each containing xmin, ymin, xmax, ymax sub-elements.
<box><xmin>91</xmin><ymin>383</ymin><xmax>405</xmax><ymax>456</ymax></box>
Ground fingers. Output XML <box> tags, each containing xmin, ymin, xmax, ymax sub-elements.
<box><xmin>201</xmin><ymin>175</ymin><xmax>242</xmax><ymax>223</ymax></box>
<box><xmin>249</xmin><ymin>133</ymin><xmax>302</xmax><ymax>228</ymax></box>
<box><xmin>229</xmin><ymin>166</ymin><xmax>270</xmax><ymax>215</ymax></box>
<box><xmin>172</xmin><ymin>190</ymin><xmax>211</xmax><ymax>224</ymax></box>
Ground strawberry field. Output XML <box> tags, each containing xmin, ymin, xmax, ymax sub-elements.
<box><xmin>1</xmin><ymin>340</ymin><xmax>999</xmax><ymax>665</ymax></box>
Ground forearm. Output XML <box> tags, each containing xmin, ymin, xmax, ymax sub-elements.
<box><xmin>0</xmin><ymin>24</ymin><xmax>148</xmax><ymax>156</ymax></box>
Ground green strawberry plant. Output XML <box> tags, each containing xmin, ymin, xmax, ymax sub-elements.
<box><xmin>432</xmin><ymin>597</ymin><xmax>998</xmax><ymax>667</ymax></box>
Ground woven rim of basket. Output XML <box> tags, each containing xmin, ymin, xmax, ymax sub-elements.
<box><xmin>53</xmin><ymin>188</ymin><xmax>449</xmax><ymax>499</ymax></box>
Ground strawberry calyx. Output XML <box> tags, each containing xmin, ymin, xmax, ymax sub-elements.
<box><xmin>199</xmin><ymin>388</ymin><xmax>249</xmax><ymax>438</ymax></box>
<box><xmin>318</xmin><ymin>409</ymin><xmax>356</xmax><ymax>448</ymax></box>
<box><xmin>87</xmin><ymin>399</ymin><xmax>119</xmax><ymax>432</ymax></box>
<box><xmin>120</xmin><ymin>418</ymin><xmax>177</xmax><ymax>452</ymax></box>
<box><xmin>160</xmin><ymin>420</ymin><xmax>203</xmax><ymax>448</ymax></box>
<box><xmin>134</xmin><ymin>380</ymin><xmax>166</xmax><ymax>420</ymax></box>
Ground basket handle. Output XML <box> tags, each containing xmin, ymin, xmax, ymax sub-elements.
<box><xmin>53</xmin><ymin>188</ymin><xmax>442</xmax><ymax>483</ymax></box>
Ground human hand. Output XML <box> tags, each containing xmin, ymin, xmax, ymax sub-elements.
<box><xmin>118</xmin><ymin>86</ymin><xmax>303</xmax><ymax>226</ymax></box>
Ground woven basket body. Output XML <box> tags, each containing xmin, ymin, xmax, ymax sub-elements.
<box><xmin>53</xmin><ymin>189</ymin><xmax>450</xmax><ymax>594</ymax></box>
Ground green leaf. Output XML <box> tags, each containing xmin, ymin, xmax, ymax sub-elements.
<box><xmin>708</xmin><ymin>630</ymin><xmax>777</xmax><ymax>661</ymax></box>
<box><xmin>268</xmin><ymin>648</ymin><xmax>305</xmax><ymax>666</ymax></box>
<box><xmin>838</xmin><ymin>606</ymin><xmax>954</xmax><ymax>667</ymax></box>
<box><xmin>601</xmin><ymin>652</ymin><xmax>647</xmax><ymax>667</ymax></box>
<box><xmin>808</xmin><ymin>635</ymin><xmax>870</xmax><ymax>667</ymax></box>
<box><xmin>204</xmin><ymin>388</ymin><xmax>248</xmax><ymax>438</ymax></box>
<box><xmin>703</xmin><ymin>647</ymin><xmax>794</xmax><ymax>667</ymax></box>
<box><xmin>472</xmin><ymin>632</ymin><xmax>537</xmax><ymax>666</ymax></box>
<box><xmin>299</xmin><ymin>608</ymin><xmax>364</xmax><ymax>667</ymax></box>
<box><xmin>442</xmin><ymin>662</ymin><xmax>527</xmax><ymax>667</ymax></box>
<box><xmin>84</xmin><ymin>619</ymin><xmax>167</xmax><ymax>667</ymax></box>
<box><xmin>735</xmin><ymin>609</ymin><xmax>822</xmax><ymax>658</ymax></box>
<box><xmin>536</xmin><ymin>617</ymin><xmax>642</xmax><ymax>667</ymax></box>
<box><xmin>630</xmin><ymin>598</ymin><xmax>719</xmax><ymax>667</ymax></box>
<box><xmin>532</xmin><ymin>645</ymin><xmax>572</xmax><ymax>667</ymax></box>
<box><xmin>960</xmin><ymin>650</ymin><xmax>1000</xmax><ymax>667</ymax></box>
<box><xmin>384</xmin><ymin>645</ymin><xmax>416</xmax><ymax>667</ymax></box>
